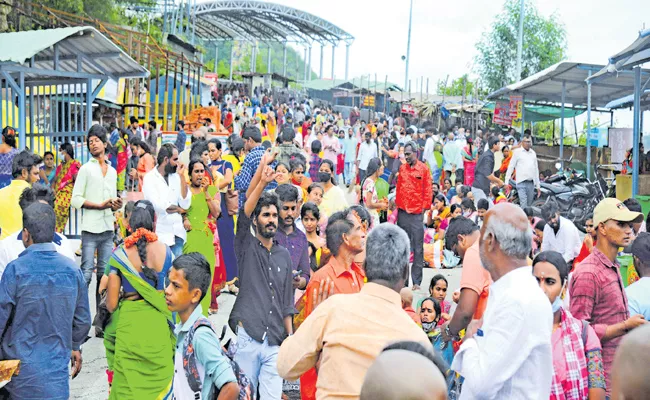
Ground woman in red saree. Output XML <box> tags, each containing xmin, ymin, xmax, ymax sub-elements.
<box><xmin>499</xmin><ymin>145</ymin><xmax>513</xmax><ymax>181</ymax></box>
<box><xmin>461</xmin><ymin>138</ymin><xmax>478</xmax><ymax>186</ymax></box>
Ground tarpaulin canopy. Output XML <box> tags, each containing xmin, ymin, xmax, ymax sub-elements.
<box><xmin>482</xmin><ymin>102</ymin><xmax>585</xmax><ymax>122</ymax></box>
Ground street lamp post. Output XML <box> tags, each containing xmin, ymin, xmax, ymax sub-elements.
<box><xmin>515</xmin><ymin>0</ymin><xmax>525</xmax><ymax>81</ymax></box>
<box><xmin>404</xmin><ymin>0</ymin><xmax>413</xmax><ymax>93</ymax></box>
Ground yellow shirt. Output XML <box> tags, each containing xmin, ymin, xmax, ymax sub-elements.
<box><xmin>0</xmin><ymin>180</ymin><xmax>31</xmax><ymax>239</ymax></box>
<box><xmin>277</xmin><ymin>283</ymin><xmax>431</xmax><ymax>400</ymax></box>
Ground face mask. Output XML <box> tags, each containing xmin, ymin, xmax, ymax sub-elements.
<box><xmin>551</xmin><ymin>296</ymin><xmax>563</xmax><ymax>313</ymax></box>
<box><xmin>421</xmin><ymin>321</ymin><xmax>436</xmax><ymax>334</ymax></box>
<box><xmin>318</xmin><ymin>172</ymin><xmax>331</xmax><ymax>183</ymax></box>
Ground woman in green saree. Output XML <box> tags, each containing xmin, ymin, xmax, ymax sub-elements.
<box><xmin>104</xmin><ymin>200</ymin><xmax>175</xmax><ymax>400</ymax></box>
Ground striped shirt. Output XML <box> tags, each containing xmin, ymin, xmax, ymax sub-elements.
<box><xmin>569</xmin><ymin>248</ymin><xmax>629</xmax><ymax>396</ymax></box>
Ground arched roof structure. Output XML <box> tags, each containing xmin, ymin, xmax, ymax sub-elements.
<box><xmin>189</xmin><ymin>0</ymin><xmax>354</xmax><ymax>46</ymax></box>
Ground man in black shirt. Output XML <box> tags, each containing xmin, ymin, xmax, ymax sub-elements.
<box><xmin>471</xmin><ymin>136</ymin><xmax>504</xmax><ymax>205</ymax></box>
<box><xmin>230</xmin><ymin>158</ymin><xmax>295</xmax><ymax>399</ymax></box>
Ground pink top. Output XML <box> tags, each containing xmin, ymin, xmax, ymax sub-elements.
<box><xmin>321</xmin><ymin>135</ymin><xmax>340</xmax><ymax>164</ymax></box>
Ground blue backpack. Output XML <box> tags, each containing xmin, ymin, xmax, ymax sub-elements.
<box><xmin>182</xmin><ymin>317</ymin><xmax>252</xmax><ymax>400</ymax></box>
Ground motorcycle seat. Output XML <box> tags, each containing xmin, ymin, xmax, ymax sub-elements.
<box><xmin>541</xmin><ymin>182</ymin><xmax>571</xmax><ymax>194</ymax></box>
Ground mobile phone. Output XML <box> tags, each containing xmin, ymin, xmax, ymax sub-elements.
<box><xmin>292</xmin><ymin>270</ymin><xmax>302</xmax><ymax>278</ymax></box>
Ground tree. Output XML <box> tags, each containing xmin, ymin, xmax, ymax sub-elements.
<box><xmin>474</xmin><ymin>0</ymin><xmax>567</xmax><ymax>93</ymax></box>
<box><xmin>436</xmin><ymin>74</ymin><xmax>487</xmax><ymax>98</ymax></box>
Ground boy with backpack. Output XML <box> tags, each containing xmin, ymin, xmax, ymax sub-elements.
<box><xmin>165</xmin><ymin>253</ymin><xmax>246</xmax><ymax>399</ymax></box>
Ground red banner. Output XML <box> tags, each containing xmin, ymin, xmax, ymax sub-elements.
<box><xmin>494</xmin><ymin>101</ymin><xmax>511</xmax><ymax>125</ymax></box>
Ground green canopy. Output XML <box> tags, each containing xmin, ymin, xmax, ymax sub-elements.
<box><xmin>482</xmin><ymin>102</ymin><xmax>586</xmax><ymax>122</ymax></box>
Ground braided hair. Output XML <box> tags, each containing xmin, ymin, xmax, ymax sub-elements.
<box><xmin>129</xmin><ymin>200</ymin><xmax>158</xmax><ymax>287</ymax></box>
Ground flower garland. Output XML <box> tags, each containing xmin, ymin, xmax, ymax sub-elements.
<box><xmin>124</xmin><ymin>228</ymin><xmax>158</xmax><ymax>248</ymax></box>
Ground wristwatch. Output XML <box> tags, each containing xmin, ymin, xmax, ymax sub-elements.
<box><xmin>445</xmin><ymin>325</ymin><xmax>460</xmax><ymax>341</ymax></box>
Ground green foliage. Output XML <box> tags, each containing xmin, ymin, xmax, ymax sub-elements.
<box><xmin>42</xmin><ymin>0</ymin><xmax>157</xmax><ymax>24</ymax></box>
<box><xmin>201</xmin><ymin>41</ymin><xmax>314</xmax><ymax>82</ymax></box>
<box><xmin>474</xmin><ymin>0</ymin><xmax>568</xmax><ymax>93</ymax></box>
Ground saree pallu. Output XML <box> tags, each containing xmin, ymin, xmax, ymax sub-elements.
<box><xmin>104</xmin><ymin>248</ymin><xmax>175</xmax><ymax>400</ymax></box>
<box><xmin>53</xmin><ymin>159</ymin><xmax>81</xmax><ymax>233</ymax></box>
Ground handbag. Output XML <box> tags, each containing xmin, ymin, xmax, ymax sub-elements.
<box><xmin>225</xmin><ymin>188</ymin><xmax>239</xmax><ymax>216</ymax></box>
<box><xmin>92</xmin><ymin>290</ymin><xmax>112</xmax><ymax>331</ymax></box>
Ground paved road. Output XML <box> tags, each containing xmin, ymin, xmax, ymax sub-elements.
<box><xmin>69</xmin><ymin>256</ymin><xmax>462</xmax><ymax>399</ymax></box>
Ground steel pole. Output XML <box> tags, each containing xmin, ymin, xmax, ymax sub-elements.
<box><xmin>214</xmin><ymin>43</ymin><xmax>218</xmax><ymax>73</ymax></box>
<box><xmin>267</xmin><ymin>45</ymin><xmax>272</xmax><ymax>74</ymax></box>
<box><xmin>303</xmin><ymin>47</ymin><xmax>308</xmax><ymax>83</ymax></box>
<box><xmin>308</xmin><ymin>46</ymin><xmax>312</xmax><ymax>81</ymax></box>
<box><xmin>633</xmin><ymin>66</ymin><xmax>642</xmax><ymax>197</ymax></box>
<box><xmin>560</xmin><ymin>81</ymin><xmax>566</xmax><ymax>169</ymax></box>
<box><xmin>515</xmin><ymin>0</ymin><xmax>525</xmax><ymax>81</ymax></box>
<box><xmin>331</xmin><ymin>45</ymin><xmax>335</xmax><ymax>80</ymax></box>
<box><xmin>282</xmin><ymin>42</ymin><xmax>287</xmax><ymax>76</ymax></box>
<box><xmin>319</xmin><ymin>45</ymin><xmax>324</xmax><ymax>79</ymax></box>
<box><xmin>229</xmin><ymin>42</ymin><xmax>234</xmax><ymax>81</ymax></box>
<box><xmin>586</xmin><ymin>70</ymin><xmax>592</xmax><ymax>179</ymax></box>
<box><xmin>405</xmin><ymin>0</ymin><xmax>413</xmax><ymax>94</ymax></box>
<box><xmin>345</xmin><ymin>44</ymin><xmax>350</xmax><ymax>81</ymax></box>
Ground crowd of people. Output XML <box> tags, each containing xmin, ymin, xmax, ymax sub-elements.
<box><xmin>0</xmin><ymin>94</ymin><xmax>648</xmax><ymax>400</ymax></box>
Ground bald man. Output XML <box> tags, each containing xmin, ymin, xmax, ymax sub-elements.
<box><xmin>360</xmin><ymin>347</ymin><xmax>447</xmax><ymax>400</ymax></box>
<box><xmin>611</xmin><ymin>323</ymin><xmax>650</xmax><ymax>400</ymax></box>
<box><xmin>451</xmin><ymin>203</ymin><xmax>552</xmax><ymax>399</ymax></box>
<box><xmin>400</xmin><ymin>287</ymin><xmax>420</xmax><ymax>324</ymax></box>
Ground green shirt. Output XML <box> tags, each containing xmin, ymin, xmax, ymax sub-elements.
<box><xmin>71</xmin><ymin>158</ymin><xmax>117</xmax><ymax>234</ymax></box>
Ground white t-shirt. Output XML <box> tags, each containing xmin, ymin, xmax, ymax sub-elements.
<box><xmin>0</xmin><ymin>231</ymin><xmax>76</xmax><ymax>280</ymax></box>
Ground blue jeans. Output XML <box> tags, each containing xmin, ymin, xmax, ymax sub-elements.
<box><xmin>80</xmin><ymin>230</ymin><xmax>114</xmax><ymax>312</ymax></box>
<box><xmin>170</xmin><ymin>236</ymin><xmax>184</xmax><ymax>258</ymax></box>
<box><xmin>517</xmin><ymin>180</ymin><xmax>535</xmax><ymax>207</ymax></box>
<box><xmin>234</xmin><ymin>326</ymin><xmax>282</xmax><ymax>400</ymax></box>
<box><xmin>344</xmin><ymin>161</ymin><xmax>355</xmax><ymax>185</ymax></box>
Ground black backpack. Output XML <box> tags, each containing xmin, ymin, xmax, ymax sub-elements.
<box><xmin>181</xmin><ymin>317</ymin><xmax>252</xmax><ymax>399</ymax></box>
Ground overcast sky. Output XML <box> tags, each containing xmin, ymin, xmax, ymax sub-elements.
<box><xmin>196</xmin><ymin>0</ymin><xmax>649</xmax><ymax>129</ymax></box>
<box><xmin>270</xmin><ymin>0</ymin><xmax>649</xmax><ymax>88</ymax></box>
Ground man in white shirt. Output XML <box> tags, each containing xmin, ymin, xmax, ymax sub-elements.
<box><xmin>179</xmin><ymin>126</ymin><xmax>209</xmax><ymax>167</ymax></box>
<box><xmin>0</xmin><ymin>184</ymin><xmax>75</xmax><ymax>279</ymax></box>
<box><xmin>422</xmin><ymin>129</ymin><xmax>437</xmax><ymax>179</ymax></box>
<box><xmin>540</xmin><ymin>201</ymin><xmax>582</xmax><ymax>264</ymax></box>
<box><xmin>143</xmin><ymin>143</ymin><xmax>191</xmax><ymax>257</ymax></box>
<box><xmin>504</xmin><ymin>135</ymin><xmax>540</xmax><ymax>207</ymax></box>
<box><xmin>356</xmin><ymin>131</ymin><xmax>378</xmax><ymax>183</ymax></box>
<box><xmin>452</xmin><ymin>203</ymin><xmax>553</xmax><ymax>400</ymax></box>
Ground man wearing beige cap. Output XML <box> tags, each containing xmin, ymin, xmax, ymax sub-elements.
<box><xmin>569</xmin><ymin>198</ymin><xmax>648</xmax><ymax>397</ymax></box>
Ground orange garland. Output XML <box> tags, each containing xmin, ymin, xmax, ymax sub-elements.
<box><xmin>123</xmin><ymin>228</ymin><xmax>158</xmax><ymax>248</ymax></box>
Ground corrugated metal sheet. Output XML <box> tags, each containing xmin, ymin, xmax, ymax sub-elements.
<box><xmin>0</xmin><ymin>26</ymin><xmax>149</xmax><ymax>81</ymax></box>
<box><xmin>487</xmin><ymin>61</ymin><xmax>650</xmax><ymax>108</ymax></box>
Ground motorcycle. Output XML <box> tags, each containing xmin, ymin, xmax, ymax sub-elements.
<box><xmin>532</xmin><ymin>160</ymin><xmax>606</xmax><ymax>232</ymax></box>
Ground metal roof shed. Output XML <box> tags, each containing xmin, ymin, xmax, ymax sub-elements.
<box><xmin>589</xmin><ymin>28</ymin><xmax>650</xmax><ymax>197</ymax></box>
<box><xmin>0</xmin><ymin>26</ymin><xmax>149</xmax><ymax>150</ymax></box>
<box><xmin>486</xmin><ymin>61</ymin><xmax>650</xmax><ymax>175</ymax></box>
